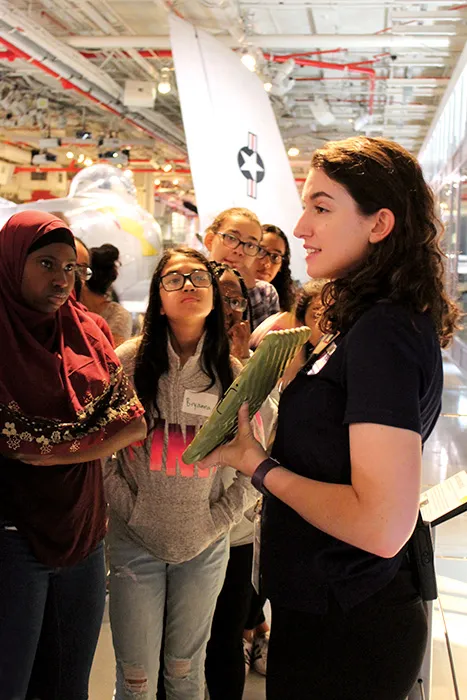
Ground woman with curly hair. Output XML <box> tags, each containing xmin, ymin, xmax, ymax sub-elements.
<box><xmin>199</xmin><ymin>137</ymin><xmax>460</xmax><ymax>700</ymax></box>
<box><xmin>255</xmin><ymin>224</ymin><xmax>295</xmax><ymax>312</ymax></box>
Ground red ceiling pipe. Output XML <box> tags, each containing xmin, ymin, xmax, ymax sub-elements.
<box><xmin>0</xmin><ymin>50</ymin><xmax>16</xmax><ymax>61</ymax></box>
<box><xmin>1</xmin><ymin>139</ymin><xmax>31</xmax><ymax>149</ymax></box>
<box><xmin>15</xmin><ymin>166</ymin><xmax>80</xmax><ymax>173</ymax></box>
<box><xmin>14</xmin><ymin>166</ymin><xmax>192</xmax><ymax>173</ymax></box>
<box><xmin>80</xmin><ymin>49</ymin><xmax>174</xmax><ymax>59</ymax></box>
<box><xmin>264</xmin><ymin>53</ymin><xmax>377</xmax><ymax>113</ymax></box>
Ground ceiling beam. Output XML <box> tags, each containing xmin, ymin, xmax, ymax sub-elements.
<box><xmin>64</xmin><ymin>33</ymin><xmax>466</xmax><ymax>50</ymax></box>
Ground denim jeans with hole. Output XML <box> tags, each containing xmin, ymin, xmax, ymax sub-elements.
<box><xmin>0</xmin><ymin>520</ymin><xmax>106</xmax><ymax>700</ymax></box>
<box><xmin>108</xmin><ymin>527</ymin><xmax>229</xmax><ymax>700</ymax></box>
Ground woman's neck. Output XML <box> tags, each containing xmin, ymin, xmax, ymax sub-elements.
<box><xmin>81</xmin><ymin>287</ymin><xmax>108</xmax><ymax>313</ymax></box>
<box><xmin>169</xmin><ymin>321</ymin><xmax>205</xmax><ymax>367</ymax></box>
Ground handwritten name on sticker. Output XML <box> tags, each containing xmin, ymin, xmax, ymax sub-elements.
<box><xmin>182</xmin><ymin>390</ymin><xmax>218</xmax><ymax>418</ymax></box>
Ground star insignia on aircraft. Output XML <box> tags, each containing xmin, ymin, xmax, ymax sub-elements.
<box><xmin>237</xmin><ymin>133</ymin><xmax>265</xmax><ymax>199</ymax></box>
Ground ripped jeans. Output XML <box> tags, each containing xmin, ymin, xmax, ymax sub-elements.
<box><xmin>108</xmin><ymin>528</ymin><xmax>229</xmax><ymax>700</ymax></box>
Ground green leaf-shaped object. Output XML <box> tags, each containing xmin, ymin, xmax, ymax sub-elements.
<box><xmin>182</xmin><ymin>326</ymin><xmax>311</xmax><ymax>464</ymax></box>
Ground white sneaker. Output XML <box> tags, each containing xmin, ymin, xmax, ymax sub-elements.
<box><xmin>243</xmin><ymin>637</ymin><xmax>252</xmax><ymax>676</ymax></box>
<box><xmin>252</xmin><ymin>632</ymin><xmax>269</xmax><ymax>676</ymax></box>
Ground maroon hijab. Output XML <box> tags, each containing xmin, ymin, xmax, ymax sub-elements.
<box><xmin>0</xmin><ymin>211</ymin><xmax>143</xmax><ymax>457</ymax></box>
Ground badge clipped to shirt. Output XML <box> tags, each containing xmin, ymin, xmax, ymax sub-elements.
<box><xmin>305</xmin><ymin>332</ymin><xmax>339</xmax><ymax>376</ymax></box>
<box><xmin>182</xmin><ymin>390</ymin><xmax>218</xmax><ymax>418</ymax></box>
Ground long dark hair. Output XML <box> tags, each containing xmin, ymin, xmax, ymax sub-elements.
<box><xmin>133</xmin><ymin>247</ymin><xmax>233</xmax><ymax>423</ymax></box>
<box><xmin>310</xmin><ymin>137</ymin><xmax>460</xmax><ymax>347</ymax></box>
<box><xmin>261</xmin><ymin>225</ymin><xmax>295</xmax><ymax>312</ymax></box>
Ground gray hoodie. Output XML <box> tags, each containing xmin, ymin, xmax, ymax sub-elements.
<box><xmin>103</xmin><ymin>336</ymin><xmax>256</xmax><ymax>564</ymax></box>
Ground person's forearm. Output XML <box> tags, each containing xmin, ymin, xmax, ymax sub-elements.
<box><xmin>263</xmin><ymin>467</ymin><xmax>406</xmax><ymax>558</ymax></box>
<box><xmin>54</xmin><ymin>416</ymin><xmax>147</xmax><ymax>465</ymax></box>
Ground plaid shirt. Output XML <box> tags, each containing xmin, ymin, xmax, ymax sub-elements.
<box><xmin>248</xmin><ymin>280</ymin><xmax>280</xmax><ymax>330</ymax></box>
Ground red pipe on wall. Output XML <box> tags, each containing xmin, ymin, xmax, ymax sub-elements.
<box><xmin>264</xmin><ymin>52</ymin><xmax>378</xmax><ymax>114</ymax></box>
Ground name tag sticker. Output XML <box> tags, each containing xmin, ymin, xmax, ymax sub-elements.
<box><xmin>182</xmin><ymin>390</ymin><xmax>218</xmax><ymax>417</ymax></box>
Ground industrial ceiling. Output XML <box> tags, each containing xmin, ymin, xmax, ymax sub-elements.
<box><xmin>0</xmin><ymin>0</ymin><xmax>465</xmax><ymax>202</ymax></box>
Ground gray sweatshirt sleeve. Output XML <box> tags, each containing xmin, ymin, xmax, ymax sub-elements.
<box><xmin>103</xmin><ymin>455</ymin><xmax>136</xmax><ymax>521</ymax></box>
<box><xmin>210</xmin><ymin>469</ymin><xmax>257</xmax><ymax>535</ymax></box>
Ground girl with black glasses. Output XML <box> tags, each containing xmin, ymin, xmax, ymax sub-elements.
<box><xmin>103</xmin><ymin>248</ymin><xmax>256</xmax><ymax>700</ymax></box>
<box><xmin>256</xmin><ymin>224</ymin><xmax>295</xmax><ymax>313</ymax></box>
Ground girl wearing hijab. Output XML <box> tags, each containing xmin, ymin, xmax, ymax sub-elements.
<box><xmin>0</xmin><ymin>212</ymin><xmax>146</xmax><ymax>700</ymax></box>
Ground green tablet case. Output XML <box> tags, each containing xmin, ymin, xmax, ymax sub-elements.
<box><xmin>182</xmin><ymin>326</ymin><xmax>311</xmax><ymax>464</ymax></box>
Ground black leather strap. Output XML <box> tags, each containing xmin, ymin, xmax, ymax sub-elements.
<box><xmin>251</xmin><ymin>457</ymin><xmax>281</xmax><ymax>496</ymax></box>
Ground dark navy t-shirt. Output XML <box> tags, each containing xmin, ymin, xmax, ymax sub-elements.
<box><xmin>261</xmin><ymin>303</ymin><xmax>443</xmax><ymax>613</ymax></box>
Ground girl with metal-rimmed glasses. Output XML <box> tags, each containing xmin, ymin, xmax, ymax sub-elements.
<box><xmin>204</xmin><ymin>208</ymin><xmax>280</xmax><ymax>329</ymax></box>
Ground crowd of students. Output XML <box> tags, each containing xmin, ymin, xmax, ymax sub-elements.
<box><xmin>0</xmin><ymin>136</ymin><xmax>461</xmax><ymax>700</ymax></box>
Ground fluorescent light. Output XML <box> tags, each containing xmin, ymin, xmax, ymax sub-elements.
<box><xmin>154</xmin><ymin>178</ymin><xmax>161</xmax><ymax>186</ymax></box>
<box><xmin>173</xmin><ymin>178</ymin><xmax>179</xmax><ymax>185</ymax></box>
<box><xmin>158</xmin><ymin>80</ymin><xmax>171</xmax><ymax>94</ymax></box>
<box><xmin>84</xmin><ymin>157</ymin><xmax>93</xmax><ymax>167</ymax></box>
<box><xmin>241</xmin><ymin>53</ymin><xmax>256</xmax><ymax>72</ymax></box>
<box><xmin>287</xmin><ymin>147</ymin><xmax>300</xmax><ymax>157</ymax></box>
<box><xmin>162</xmin><ymin>163</ymin><xmax>172</xmax><ymax>172</ymax></box>
<box><xmin>66</xmin><ymin>151</ymin><xmax>74</xmax><ymax>159</ymax></box>
<box><xmin>77</xmin><ymin>154</ymin><xmax>85</xmax><ymax>164</ymax></box>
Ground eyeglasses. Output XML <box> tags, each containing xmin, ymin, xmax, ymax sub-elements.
<box><xmin>222</xmin><ymin>295</ymin><xmax>248</xmax><ymax>312</ymax></box>
<box><xmin>217</xmin><ymin>232</ymin><xmax>261</xmax><ymax>258</ymax></box>
<box><xmin>76</xmin><ymin>264</ymin><xmax>93</xmax><ymax>281</ymax></box>
<box><xmin>160</xmin><ymin>269</ymin><xmax>213</xmax><ymax>292</ymax></box>
<box><xmin>257</xmin><ymin>249</ymin><xmax>284</xmax><ymax>265</ymax></box>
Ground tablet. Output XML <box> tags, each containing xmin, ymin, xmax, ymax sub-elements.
<box><xmin>182</xmin><ymin>326</ymin><xmax>311</xmax><ymax>464</ymax></box>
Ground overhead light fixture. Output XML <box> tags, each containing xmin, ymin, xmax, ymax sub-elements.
<box><xmin>270</xmin><ymin>78</ymin><xmax>295</xmax><ymax>97</ymax></box>
<box><xmin>173</xmin><ymin>178</ymin><xmax>179</xmax><ymax>185</ymax></box>
<box><xmin>36</xmin><ymin>97</ymin><xmax>49</xmax><ymax>110</ymax></box>
<box><xmin>112</xmin><ymin>151</ymin><xmax>119</xmax><ymax>158</ymax></box>
<box><xmin>354</xmin><ymin>112</ymin><xmax>370</xmax><ymax>131</ymax></box>
<box><xmin>123</xmin><ymin>169</ymin><xmax>133</xmax><ymax>178</ymax></box>
<box><xmin>264</xmin><ymin>82</ymin><xmax>272</xmax><ymax>93</ymax></box>
<box><xmin>84</xmin><ymin>157</ymin><xmax>93</xmax><ymax>167</ymax></box>
<box><xmin>162</xmin><ymin>163</ymin><xmax>172</xmax><ymax>172</ymax></box>
<box><xmin>154</xmin><ymin>178</ymin><xmax>161</xmax><ymax>186</ymax></box>
<box><xmin>158</xmin><ymin>68</ymin><xmax>172</xmax><ymax>95</ymax></box>
<box><xmin>66</xmin><ymin>151</ymin><xmax>74</xmax><ymax>159</ymax></box>
<box><xmin>287</xmin><ymin>147</ymin><xmax>300</xmax><ymax>157</ymax></box>
<box><xmin>241</xmin><ymin>52</ymin><xmax>257</xmax><ymax>72</ymax></box>
<box><xmin>31</xmin><ymin>151</ymin><xmax>57</xmax><ymax>165</ymax></box>
<box><xmin>76</xmin><ymin>129</ymin><xmax>92</xmax><ymax>140</ymax></box>
<box><xmin>77</xmin><ymin>154</ymin><xmax>85</xmax><ymax>164</ymax></box>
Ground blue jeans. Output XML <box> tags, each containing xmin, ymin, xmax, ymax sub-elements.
<box><xmin>0</xmin><ymin>522</ymin><xmax>106</xmax><ymax>700</ymax></box>
<box><xmin>108</xmin><ymin>529</ymin><xmax>229</xmax><ymax>700</ymax></box>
